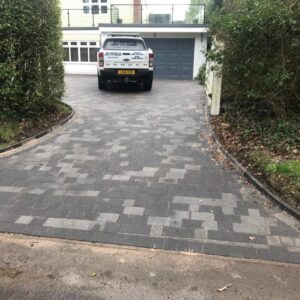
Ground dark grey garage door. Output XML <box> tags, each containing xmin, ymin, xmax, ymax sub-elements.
<box><xmin>144</xmin><ymin>38</ymin><xmax>195</xmax><ymax>80</ymax></box>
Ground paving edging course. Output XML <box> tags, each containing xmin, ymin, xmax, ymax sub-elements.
<box><xmin>0</xmin><ymin>103</ymin><xmax>75</xmax><ymax>154</ymax></box>
<box><xmin>207</xmin><ymin>108</ymin><xmax>300</xmax><ymax>221</ymax></box>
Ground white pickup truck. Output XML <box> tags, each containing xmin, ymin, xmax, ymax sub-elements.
<box><xmin>97</xmin><ymin>33</ymin><xmax>154</xmax><ymax>91</ymax></box>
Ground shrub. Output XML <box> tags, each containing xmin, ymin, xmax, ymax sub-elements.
<box><xmin>207</xmin><ymin>0</ymin><xmax>300</xmax><ymax>118</ymax></box>
<box><xmin>196</xmin><ymin>64</ymin><xmax>206</xmax><ymax>85</ymax></box>
<box><xmin>0</xmin><ymin>0</ymin><xmax>64</xmax><ymax>121</ymax></box>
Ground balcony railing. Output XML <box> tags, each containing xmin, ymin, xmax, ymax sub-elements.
<box><xmin>61</xmin><ymin>4</ymin><xmax>206</xmax><ymax>28</ymax></box>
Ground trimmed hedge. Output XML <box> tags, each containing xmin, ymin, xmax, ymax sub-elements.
<box><xmin>208</xmin><ymin>0</ymin><xmax>300</xmax><ymax>118</ymax></box>
<box><xmin>0</xmin><ymin>0</ymin><xmax>64</xmax><ymax>121</ymax></box>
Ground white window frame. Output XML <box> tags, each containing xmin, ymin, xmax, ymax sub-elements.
<box><xmin>63</xmin><ymin>41</ymin><xmax>100</xmax><ymax>64</ymax></box>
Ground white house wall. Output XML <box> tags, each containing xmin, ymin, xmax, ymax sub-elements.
<box><xmin>60</xmin><ymin>0</ymin><xmax>134</xmax><ymax>28</ymax></box>
<box><xmin>63</xmin><ymin>30</ymin><xmax>99</xmax><ymax>42</ymax></box>
<box><xmin>193</xmin><ymin>34</ymin><xmax>207</xmax><ymax>78</ymax></box>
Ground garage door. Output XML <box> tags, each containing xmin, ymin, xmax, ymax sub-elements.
<box><xmin>144</xmin><ymin>38</ymin><xmax>195</xmax><ymax>80</ymax></box>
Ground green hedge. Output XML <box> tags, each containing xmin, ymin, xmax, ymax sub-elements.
<box><xmin>208</xmin><ymin>0</ymin><xmax>300</xmax><ymax>118</ymax></box>
<box><xmin>0</xmin><ymin>0</ymin><xmax>64</xmax><ymax>121</ymax></box>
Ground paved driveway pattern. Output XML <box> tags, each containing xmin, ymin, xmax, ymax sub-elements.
<box><xmin>0</xmin><ymin>76</ymin><xmax>299</xmax><ymax>263</ymax></box>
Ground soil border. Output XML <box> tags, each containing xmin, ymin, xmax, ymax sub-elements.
<box><xmin>0</xmin><ymin>103</ymin><xmax>74</xmax><ymax>154</ymax></box>
<box><xmin>206</xmin><ymin>107</ymin><xmax>300</xmax><ymax>221</ymax></box>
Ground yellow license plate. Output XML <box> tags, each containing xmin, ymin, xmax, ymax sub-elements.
<box><xmin>118</xmin><ymin>70</ymin><xmax>135</xmax><ymax>75</ymax></box>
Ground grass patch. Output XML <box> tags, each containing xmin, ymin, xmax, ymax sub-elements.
<box><xmin>251</xmin><ymin>151</ymin><xmax>300</xmax><ymax>202</ymax></box>
<box><xmin>53</xmin><ymin>101</ymin><xmax>71</xmax><ymax>115</ymax></box>
<box><xmin>0</xmin><ymin>121</ymin><xmax>20</xmax><ymax>148</ymax></box>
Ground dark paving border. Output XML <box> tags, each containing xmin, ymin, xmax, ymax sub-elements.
<box><xmin>0</xmin><ymin>103</ymin><xmax>75</xmax><ymax>154</ymax></box>
<box><xmin>208</xmin><ymin>110</ymin><xmax>300</xmax><ymax>221</ymax></box>
<box><xmin>0</xmin><ymin>218</ymin><xmax>298</xmax><ymax>264</ymax></box>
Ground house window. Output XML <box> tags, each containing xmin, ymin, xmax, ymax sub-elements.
<box><xmin>82</xmin><ymin>0</ymin><xmax>107</xmax><ymax>14</ymax></box>
<box><xmin>92</xmin><ymin>5</ymin><xmax>99</xmax><ymax>14</ymax></box>
<box><xmin>83</xmin><ymin>5</ymin><xmax>89</xmax><ymax>14</ymax></box>
<box><xmin>89</xmin><ymin>48</ymin><xmax>97</xmax><ymax>62</ymax></box>
<box><xmin>63</xmin><ymin>48</ymin><xmax>70</xmax><ymax>61</ymax></box>
<box><xmin>63</xmin><ymin>41</ymin><xmax>99</xmax><ymax>63</ymax></box>
<box><xmin>80</xmin><ymin>48</ymin><xmax>89</xmax><ymax>62</ymax></box>
<box><xmin>71</xmin><ymin>47</ymin><xmax>79</xmax><ymax>62</ymax></box>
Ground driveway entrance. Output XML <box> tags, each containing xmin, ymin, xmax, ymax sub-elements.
<box><xmin>0</xmin><ymin>76</ymin><xmax>299</xmax><ymax>263</ymax></box>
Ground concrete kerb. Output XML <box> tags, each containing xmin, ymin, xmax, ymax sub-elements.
<box><xmin>205</xmin><ymin>96</ymin><xmax>300</xmax><ymax>221</ymax></box>
<box><xmin>0</xmin><ymin>103</ymin><xmax>75</xmax><ymax>154</ymax></box>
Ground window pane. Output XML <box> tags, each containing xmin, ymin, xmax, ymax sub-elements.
<box><xmin>89</xmin><ymin>48</ymin><xmax>97</xmax><ymax>62</ymax></box>
<box><xmin>101</xmin><ymin>0</ymin><xmax>107</xmax><ymax>2</ymax></box>
<box><xmin>101</xmin><ymin>5</ymin><xmax>107</xmax><ymax>13</ymax></box>
<box><xmin>71</xmin><ymin>48</ymin><xmax>79</xmax><ymax>61</ymax></box>
<box><xmin>83</xmin><ymin>0</ymin><xmax>89</xmax><ymax>3</ymax></box>
<box><xmin>71</xmin><ymin>42</ymin><xmax>77</xmax><ymax>45</ymax></box>
<box><xmin>92</xmin><ymin>0</ymin><xmax>98</xmax><ymax>2</ymax></box>
<box><xmin>92</xmin><ymin>5</ymin><xmax>99</xmax><ymax>14</ymax></box>
<box><xmin>81</xmin><ymin>42</ymin><xmax>88</xmax><ymax>45</ymax></box>
<box><xmin>63</xmin><ymin>42</ymin><xmax>68</xmax><ymax>46</ymax></box>
<box><xmin>83</xmin><ymin>6</ymin><xmax>89</xmax><ymax>14</ymax></box>
<box><xmin>80</xmin><ymin>48</ymin><xmax>88</xmax><ymax>62</ymax></box>
<box><xmin>63</xmin><ymin>48</ymin><xmax>69</xmax><ymax>61</ymax></box>
<box><xmin>104</xmin><ymin>39</ymin><xmax>146</xmax><ymax>50</ymax></box>
<box><xmin>90</xmin><ymin>42</ymin><xmax>96</xmax><ymax>46</ymax></box>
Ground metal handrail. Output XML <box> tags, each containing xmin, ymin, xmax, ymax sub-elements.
<box><xmin>61</xmin><ymin>4</ymin><xmax>206</xmax><ymax>28</ymax></box>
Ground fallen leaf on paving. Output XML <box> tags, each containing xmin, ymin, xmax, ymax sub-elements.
<box><xmin>248</xmin><ymin>236</ymin><xmax>256</xmax><ymax>241</ymax></box>
<box><xmin>91</xmin><ymin>273</ymin><xmax>97</xmax><ymax>277</ymax></box>
<box><xmin>217</xmin><ymin>283</ymin><xmax>232</xmax><ymax>292</ymax></box>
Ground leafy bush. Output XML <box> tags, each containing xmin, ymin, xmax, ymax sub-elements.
<box><xmin>208</xmin><ymin>0</ymin><xmax>300</xmax><ymax>118</ymax></box>
<box><xmin>224</xmin><ymin>112</ymin><xmax>300</xmax><ymax>151</ymax></box>
<box><xmin>0</xmin><ymin>0</ymin><xmax>64</xmax><ymax>121</ymax></box>
<box><xmin>196</xmin><ymin>64</ymin><xmax>206</xmax><ymax>85</ymax></box>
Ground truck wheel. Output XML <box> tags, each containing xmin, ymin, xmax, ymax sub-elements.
<box><xmin>143</xmin><ymin>79</ymin><xmax>152</xmax><ymax>91</ymax></box>
<box><xmin>98</xmin><ymin>75</ymin><xmax>107</xmax><ymax>90</ymax></box>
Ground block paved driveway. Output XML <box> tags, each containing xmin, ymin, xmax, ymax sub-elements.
<box><xmin>0</xmin><ymin>76</ymin><xmax>299</xmax><ymax>263</ymax></box>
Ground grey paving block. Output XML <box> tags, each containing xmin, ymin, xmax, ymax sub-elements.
<box><xmin>102</xmin><ymin>222</ymin><xmax>121</xmax><ymax>233</ymax></box>
<box><xmin>122</xmin><ymin>199</ymin><xmax>135</xmax><ymax>207</ymax></box>
<box><xmin>43</xmin><ymin>218</ymin><xmax>95</xmax><ymax>231</ymax></box>
<box><xmin>123</xmin><ymin>207</ymin><xmax>145</xmax><ymax>216</ymax></box>
<box><xmin>97</xmin><ymin>213</ymin><xmax>119</xmax><ymax>223</ymax></box>
<box><xmin>147</xmin><ymin>217</ymin><xmax>170</xmax><ymax>227</ymax></box>
<box><xmin>266</xmin><ymin>235</ymin><xmax>282</xmax><ymax>247</ymax></box>
<box><xmin>15</xmin><ymin>215</ymin><xmax>34</xmax><ymax>225</ymax></box>
<box><xmin>150</xmin><ymin>225</ymin><xmax>163</xmax><ymax>236</ymax></box>
<box><xmin>0</xmin><ymin>186</ymin><xmax>24</xmax><ymax>193</ymax></box>
<box><xmin>172</xmin><ymin>210</ymin><xmax>190</xmax><ymax>219</ymax></box>
<box><xmin>119</xmin><ymin>223</ymin><xmax>150</xmax><ymax>235</ymax></box>
<box><xmin>194</xmin><ymin>229</ymin><xmax>208</xmax><ymax>240</ymax></box>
